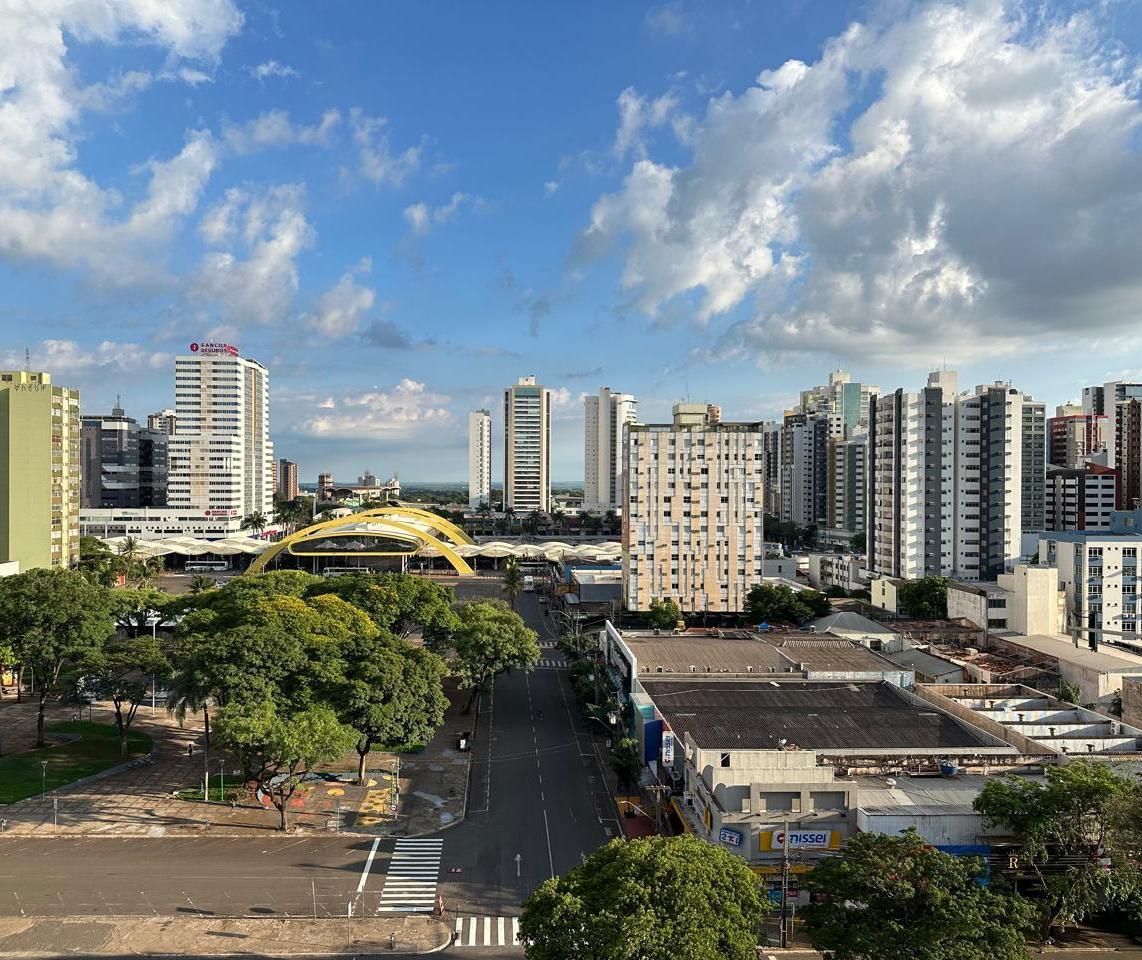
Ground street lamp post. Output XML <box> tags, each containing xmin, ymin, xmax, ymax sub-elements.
<box><xmin>40</xmin><ymin>760</ymin><xmax>47</xmax><ymax>802</ymax></box>
<box><xmin>219</xmin><ymin>761</ymin><xmax>225</xmax><ymax>803</ymax></box>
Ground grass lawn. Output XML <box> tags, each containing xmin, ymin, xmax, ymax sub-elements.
<box><xmin>0</xmin><ymin>721</ymin><xmax>152</xmax><ymax>804</ymax></box>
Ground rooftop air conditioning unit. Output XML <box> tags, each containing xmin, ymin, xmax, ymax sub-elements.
<box><xmin>689</xmin><ymin>665</ymin><xmax>696</xmax><ymax>672</ymax></box>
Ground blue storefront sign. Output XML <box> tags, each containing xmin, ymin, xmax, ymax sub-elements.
<box><xmin>718</xmin><ymin>827</ymin><xmax>743</xmax><ymax>847</ymax></box>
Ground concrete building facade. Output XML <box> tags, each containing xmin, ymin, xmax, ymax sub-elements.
<box><xmin>1038</xmin><ymin>509</ymin><xmax>1142</xmax><ymax>653</ymax></box>
<box><xmin>1048</xmin><ymin>406</ymin><xmax>1108</xmax><ymax>469</ymax></box>
<box><xmin>467</xmin><ymin>409</ymin><xmax>492</xmax><ymax>509</ymax></box>
<box><xmin>868</xmin><ymin>371</ymin><xmax>1045</xmax><ymax>581</ymax></box>
<box><xmin>584</xmin><ymin>387</ymin><xmax>637</xmax><ymax>510</ymax></box>
<box><xmin>277</xmin><ymin>458</ymin><xmax>299</xmax><ymax>501</ymax></box>
<box><xmin>167</xmin><ymin>343</ymin><xmax>273</xmax><ymax>531</ymax></box>
<box><xmin>1046</xmin><ymin>464</ymin><xmax>1118</xmax><ymax>531</ymax></box>
<box><xmin>780</xmin><ymin>413</ymin><xmax>828</xmax><ymax>529</ymax></box>
<box><xmin>504</xmin><ymin>377</ymin><xmax>551</xmax><ymax>513</ymax></box>
<box><xmin>826</xmin><ymin>432</ymin><xmax>867</xmax><ymax>543</ymax></box>
<box><xmin>622</xmin><ymin>410</ymin><xmax>764</xmax><ymax>613</ymax></box>
<box><xmin>0</xmin><ymin>370</ymin><xmax>81</xmax><ymax>570</ymax></box>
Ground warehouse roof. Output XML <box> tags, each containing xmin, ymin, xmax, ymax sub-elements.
<box><xmin>639</xmin><ymin>680</ymin><xmax>1014</xmax><ymax>755</ymax></box>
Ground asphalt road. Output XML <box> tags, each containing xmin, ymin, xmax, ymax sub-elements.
<box><xmin>0</xmin><ymin>582</ymin><xmax>615</xmax><ymax>958</ymax></box>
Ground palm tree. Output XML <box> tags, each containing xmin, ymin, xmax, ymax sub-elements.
<box><xmin>503</xmin><ymin>506</ymin><xmax>516</xmax><ymax>534</ymax></box>
<box><xmin>550</xmin><ymin>506</ymin><xmax>565</xmax><ymax>535</ymax></box>
<box><xmin>189</xmin><ymin>575</ymin><xmax>215</xmax><ymax>595</ymax></box>
<box><xmin>241</xmin><ymin>511</ymin><xmax>268</xmax><ymax>538</ymax></box>
<box><xmin>476</xmin><ymin>501</ymin><xmax>493</xmax><ymax>537</ymax></box>
<box><xmin>131</xmin><ymin>555</ymin><xmax>165</xmax><ymax>588</ymax></box>
<box><xmin>502</xmin><ymin>558</ymin><xmax>524</xmax><ymax>611</ymax></box>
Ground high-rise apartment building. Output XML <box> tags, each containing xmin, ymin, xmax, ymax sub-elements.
<box><xmin>780</xmin><ymin>412</ymin><xmax>829</xmax><ymax>528</ymax></box>
<box><xmin>1117</xmin><ymin>399</ymin><xmax>1142</xmax><ymax>510</ymax></box>
<box><xmin>147</xmin><ymin>408</ymin><xmax>177</xmax><ymax>435</ymax></box>
<box><xmin>277</xmin><ymin>458</ymin><xmax>299</xmax><ymax>501</ymax></box>
<box><xmin>671</xmin><ymin>402</ymin><xmax>721</xmax><ymax>427</ymax></box>
<box><xmin>761</xmin><ymin>422</ymin><xmax>783</xmax><ymax>517</ymax></box>
<box><xmin>1048</xmin><ymin>404</ymin><xmax>1108</xmax><ymax>468</ymax></box>
<box><xmin>167</xmin><ymin>342</ymin><xmax>273</xmax><ymax>526</ymax></box>
<box><xmin>0</xmin><ymin>370</ymin><xmax>81</xmax><ymax>570</ymax></box>
<box><xmin>799</xmin><ymin>370</ymin><xmax>879</xmax><ymax>440</ymax></box>
<box><xmin>468</xmin><ymin>409</ymin><xmax>492</xmax><ymax>509</ymax></box>
<box><xmin>1046</xmin><ymin>464</ymin><xmax>1118</xmax><ymax>531</ymax></box>
<box><xmin>622</xmin><ymin>407</ymin><xmax>765</xmax><ymax>613</ymax></box>
<box><xmin>584</xmin><ymin>388</ymin><xmax>637</xmax><ymax>510</ymax></box>
<box><xmin>81</xmin><ymin>402</ymin><xmax>167</xmax><ymax>509</ymax></box>
<box><xmin>1039</xmin><ymin>509</ymin><xmax>1142</xmax><ymax>652</ymax></box>
<box><xmin>868</xmin><ymin>371</ymin><xmax>1045</xmax><ymax>581</ymax></box>
<box><xmin>504</xmin><ymin>376</ymin><xmax>551</xmax><ymax>513</ymax></box>
<box><xmin>827</xmin><ymin>432</ymin><xmax>868</xmax><ymax>541</ymax></box>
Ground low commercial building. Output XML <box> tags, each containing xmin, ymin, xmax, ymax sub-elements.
<box><xmin>80</xmin><ymin>507</ymin><xmax>248</xmax><ymax>540</ymax></box>
<box><xmin>811</xmin><ymin>611</ymin><xmax>903</xmax><ymax>653</ymax></box>
<box><xmin>870</xmin><ymin>576</ymin><xmax>904</xmax><ymax>613</ymax></box>
<box><xmin>640</xmin><ymin>677</ymin><xmax>1015</xmax><ymax>895</ymax></box>
<box><xmin>806</xmin><ymin>552</ymin><xmax>866</xmax><ymax>593</ymax></box>
<box><xmin>882</xmin><ymin>647</ymin><xmax>965</xmax><ymax>683</ymax></box>
<box><xmin>1124</xmin><ymin>676</ymin><xmax>1142</xmax><ymax>729</ymax></box>
<box><xmin>945</xmin><ymin>564</ymin><xmax>1065</xmax><ymax>636</ymax></box>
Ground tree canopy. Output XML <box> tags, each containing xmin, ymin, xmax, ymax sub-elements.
<box><xmin>428</xmin><ymin>599</ymin><xmax>539</xmax><ymax>710</ymax></box>
<box><xmin>520</xmin><ymin>835</ymin><xmax>769</xmax><ymax>960</ymax></box>
<box><xmin>645</xmin><ymin>597</ymin><xmax>682</xmax><ymax>630</ymax></box>
<box><xmin>78</xmin><ymin>633</ymin><xmax>169</xmax><ymax>755</ymax></box>
<box><xmin>743</xmin><ymin>583</ymin><xmax>829</xmax><ymax>625</ymax></box>
<box><xmin>0</xmin><ymin>568</ymin><xmax>115</xmax><ymax>745</ymax></box>
<box><xmin>214</xmin><ymin>701</ymin><xmax>356</xmax><ymax>830</ymax></box>
<box><xmin>803</xmin><ymin>831</ymin><xmax>1035</xmax><ymax>960</ymax></box>
<box><xmin>897</xmin><ymin>577</ymin><xmax>950</xmax><ymax>619</ymax></box>
<box><xmin>306</xmin><ymin>571</ymin><xmax>458</xmax><ymax>640</ymax></box>
<box><xmin>974</xmin><ymin>760</ymin><xmax>1142</xmax><ymax>938</ymax></box>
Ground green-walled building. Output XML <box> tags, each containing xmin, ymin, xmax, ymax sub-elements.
<box><xmin>0</xmin><ymin>371</ymin><xmax>81</xmax><ymax>571</ymax></box>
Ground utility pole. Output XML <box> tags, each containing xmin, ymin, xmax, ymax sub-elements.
<box><xmin>780</xmin><ymin>820</ymin><xmax>790</xmax><ymax>948</ymax></box>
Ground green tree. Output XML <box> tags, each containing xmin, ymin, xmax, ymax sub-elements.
<box><xmin>743</xmin><ymin>583</ymin><xmax>829</xmax><ymax>625</ymax></box>
<box><xmin>974</xmin><ymin>760</ymin><xmax>1142</xmax><ymax>939</ymax></box>
<box><xmin>77</xmin><ymin>536</ymin><xmax>120</xmax><ymax>587</ymax></box>
<box><xmin>520</xmin><ymin>835</ymin><xmax>769</xmax><ymax>960</ymax></box>
<box><xmin>803</xmin><ymin>831</ymin><xmax>1035</xmax><ymax>960</ymax></box>
<box><xmin>609</xmin><ymin>737</ymin><xmax>642</xmax><ymax>792</ymax></box>
<box><xmin>214</xmin><ymin>701</ymin><xmax>357</xmax><ymax>830</ymax></box>
<box><xmin>336</xmin><ymin>632</ymin><xmax>448</xmax><ymax>783</ymax></box>
<box><xmin>850</xmin><ymin>530</ymin><xmax>867</xmax><ymax>553</ymax></box>
<box><xmin>0</xmin><ymin>569</ymin><xmax>114</xmax><ymax>746</ymax></box>
<box><xmin>108</xmin><ymin>587</ymin><xmax>182</xmax><ymax>637</ymax></box>
<box><xmin>306</xmin><ymin>572</ymin><xmax>458</xmax><ymax>639</ymax></box>
<box><xmin>897</xmin><ymin>576</ymin><xmax>950</xmax><ymax>619</ymax></box>
<box><xmin>429</xmin><ymin>600</ymin><xmax>539</xmax><ymax>711</ymax></box>
<box><xmin>188</xmin><ymin>574</ymin><xmax>216</xmax><ymax>595</ymax></box>
<box><xmin>645</xmin><ymin>597</ymin><xmax>683</xmax><ymax>630</ymax></box>
<box><xmin>78</xmin><ymin>634</ymin><xmax>169</xmax><ymax>756</ymax></box>
<box><xmin>1056</xmin><ymin>679</ymin><xmax>1082</xmax><ymax>705</ymax></box>
<box><xmin>240</xmin><ymin>511</ymin><xmax>269</xmax><ymax>537</ymax></box>
<box><xmin>502</xmin><ymin>558</ymin><xmax>525</xmax><ymax>611</ymax></box>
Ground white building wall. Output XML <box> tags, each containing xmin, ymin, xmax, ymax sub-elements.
<box><xmin>467</xmin><ymin>409</ymin><xmax>491</xmax><ymax>509</ymax></box>
<box><xmin>167</xmin><ymin>345</ymin><xmax>273</xmax><ymax>524</ymax></box>
<box><xmin>584</xmin><ymin>387</ymin><xmax>637</xmax><ymax>510</ymax></box>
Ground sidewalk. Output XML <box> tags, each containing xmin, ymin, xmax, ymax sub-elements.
<box><xmin>0</xmin><ymin>915</ymin><xmax>451</xmax><ymax>957</ymax></box>
<box><xmin>0</xmin><ymin>687</ymin><xmax>471</xmax><ymax>838</ymax></box>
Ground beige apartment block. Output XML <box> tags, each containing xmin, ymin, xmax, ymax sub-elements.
<box><xmin>623</xmin><ymin>412</ymin><xmax>765</xmax><ymax>613</ymax></box>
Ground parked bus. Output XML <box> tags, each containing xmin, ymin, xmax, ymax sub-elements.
<box><xmin>185</xmin><ymin>560</ymin><xmax>229</xmax><ymax>573</ymax></box>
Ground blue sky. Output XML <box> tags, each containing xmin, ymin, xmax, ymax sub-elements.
<box><xmin>3</xmin><ymin>0</ymin><xmax>1142</xmax><ymax>482</ymax></box>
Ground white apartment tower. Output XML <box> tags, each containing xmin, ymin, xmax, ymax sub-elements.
<box><xmin>868</xmin><ymin>371</ymin><xmax>1045</xmax><ymax>582</ymax></box>
<box><xmin>468</xmin><ymin>409</ymin><xmax>492</xmax><ymax>509</ymax></box>
<box><xmin>167</xmin><ymin>342</ymin><xmax>273</xmax><ymax>526</ymax></box>
<box><xmin>584</xmin><ymin>387</ymin><xmax>637</xmax><ymax>510</ymax></box>
<box><xmin>623</xmin><ymin>407</ymin><xmax>765</xmax><ymax>613</ymax></box>
<box><xmin>504</xmin><ymin>376</ymin><xmax>551</xmax><ymax>513</ymax></box>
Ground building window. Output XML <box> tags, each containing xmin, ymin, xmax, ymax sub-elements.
<box><xmin>720</xmin><ymin>753</ymin><xmax>731</xmax><ymax>768</ymax></box>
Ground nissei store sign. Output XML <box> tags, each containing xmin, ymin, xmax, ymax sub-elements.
<box><xmin>762</xmin><ymin>830</ymin><xmax>840</xmax><ymax>851</ymax></box>
<box><xmin>189</xmin><ymin>342</ymin><xmax>239</xmax><ymax>357</ymax></box>
<box><xmin>661</xmin><ymin>731</ymin><xmax>674</xmax><ymax>765</ymax></box>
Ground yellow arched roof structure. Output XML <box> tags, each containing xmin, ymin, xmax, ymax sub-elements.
<box><xmin>247</xmin><ymin>506</ymin><xmax>476</xmax><ymax>575</ymax></box>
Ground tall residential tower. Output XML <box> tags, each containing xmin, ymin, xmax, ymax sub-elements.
<box><xmin>167</xmin><ymin>342</ymin><xmax>273</xmax><ymax>528</ymax></box>
<box><xmin>0</xmin><ymin>370</ymin><xmax>81</xmax><ymax>570</ymax></box>
<box><xmin>504</xmin><ymin>377</ymin><xmax>551</xmax><ymax>513</ymax></box>
<box><xmin>468</xmin><ymin>409</ymin><xmax>492</xmax><ymax>509</ymax></box>
<box><xmin>584</xmin><ymin>387</ymin><xmax>637</xmax><ymax>510</ymax></box>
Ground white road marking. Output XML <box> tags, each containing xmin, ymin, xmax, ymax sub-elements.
<box><xmin>356</xmin><ymin>837</ymin><xmax>381</xmax><ymax>894</ymax></box>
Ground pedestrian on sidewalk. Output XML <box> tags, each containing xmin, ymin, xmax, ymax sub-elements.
<box><xmin>187</xmin><ymin>744</ymin><xmax>194</xmax><ymax>757</ymax></box>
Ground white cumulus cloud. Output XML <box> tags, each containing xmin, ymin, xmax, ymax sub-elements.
<box><xmin>195</xmin><ymin>183</ymin><xmax>315</xmax><ymax>325</ymax></box>
<box><xmin>304</xmin><ymin>260</ymin><xmax>376</xmax><ymax>339</ymax></box>
<box><xmin>585</xmin><ymin>1</ymin><xmax>1142</xmax><ymax>364</ymax></box>
<box><xmin>247</xmin><ymin>60</ymin><xmax>298</xmax><ymax>82</ymax></box>
<box><xmin>349</xmin><ymin>108</ymin><xmax>423</xmax><ymax>187</ymax></box>
<box><xmin>402</xmin><ymin>192</ymin><xmax>481</xmax><ymax>235</ymax></box>
<box><xmin>300</xmin><ymin>379</ymin><xmax>452</xmax><ymax>438</ymax></box>
<box><xmin>0</xmin><ymin>0</ymin><xmax>241</xmax><ymax>285</ymax></box>
<box><xmin>222</xmin><ymin>109</ymin><xmax>341</xmax><ymax>154</ymax></box>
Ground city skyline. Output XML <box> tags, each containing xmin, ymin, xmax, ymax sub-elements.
<box><xmin>3</xmin><ymin>1</ymin><xmax>1142</xmax><ymax>480</ymax></box>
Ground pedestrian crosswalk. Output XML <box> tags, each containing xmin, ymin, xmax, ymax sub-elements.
<box><xmin>535</xmin><ymin>658</ymin><xmax>565</xmax><ymax>668</ymax></box>
<box><xmin>376</xmin><ymin>838</ymin><xmax>443</xmax><ymax>913</ymax></box>
<box><xmin>453</xmin><ymin>915</ymin><xmax>521</xmax><ymax>948</ymax></box>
